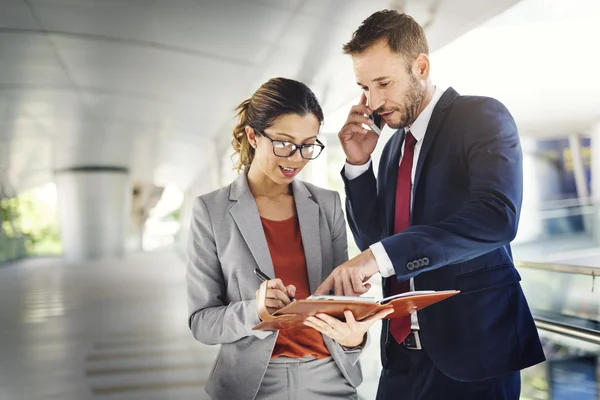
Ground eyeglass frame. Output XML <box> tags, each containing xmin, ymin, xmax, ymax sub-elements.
<box><xmin>253</xmin><ymin>129</ymin><xmax>325</xmax><ymax>160</ymax></box>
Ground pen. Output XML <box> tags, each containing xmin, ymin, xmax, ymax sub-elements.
<box><xmin>253</xmin><ymin>268</ymin><xmax>295</xmax><ymax>302</ymax></box>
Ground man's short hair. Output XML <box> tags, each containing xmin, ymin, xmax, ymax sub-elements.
<box><xmin>343</xmin><ymin>10</ymin><xmax>429</xmax><ymax>64</ymax></box>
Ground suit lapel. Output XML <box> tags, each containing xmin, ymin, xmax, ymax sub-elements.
<box><xmin>229</xmin><ymin>174</ymin><xmax>276</xmax><ymax>280</ymax></box>
<box><xmin>412</xmin><ymin>87</ymin><xmax>459</xmax><ymax>203</ymax></box>
<box><xmin>292</xmin><ymin>180</ymin><xmax>322</xmax><ymax>294</ymax></box>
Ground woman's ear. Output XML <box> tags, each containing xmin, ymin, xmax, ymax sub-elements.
<box><xmin>245</xmin><ymin>126</ymin><xmax>257</xmax><ymax>148</ymax></box>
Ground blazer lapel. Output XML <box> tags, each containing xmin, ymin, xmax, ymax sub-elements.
<box><xmin>412</xmin><ymin>87</ymin><xmax>459</xmax><ymax>204</ymax></box>
<box><xmin>292</xmin><ymin>180</ymin><xmax>322</xmax><ymax>294</ymax></box>
<box><xmin>229</xmin><ymin>174</ymin><xmax>276</xmax><ymax>280</ymax></box>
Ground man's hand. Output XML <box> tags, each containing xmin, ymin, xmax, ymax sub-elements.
<box><xmin>339</xmin><ymin>93</ymin><xmax>380</xmax><ymax>166</ymax></box>
<box><xmin>314</xmin><ymin>249</ymin><xmax>380</xmax><ymax>296</ymax></box>
<box><xmin>304</xmin><ymin>308</ymin><xmax>393</xmax><ymax>347</ymax></box>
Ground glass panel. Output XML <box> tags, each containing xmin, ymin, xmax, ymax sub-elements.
<box><xmin>519</xmin><ymin>267</ymin><xmax>600</xmax><ymax>324</ymax></box>
<box><xmin>522</xmin><ymin>329</ymin><xmax>600</xmax><ymax>400</ymax></box>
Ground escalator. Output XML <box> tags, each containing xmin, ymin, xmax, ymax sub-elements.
<box><xmin>516</xmin><ymin>261</ymin><xmax>600</xmax><ymax>400</ymax></box>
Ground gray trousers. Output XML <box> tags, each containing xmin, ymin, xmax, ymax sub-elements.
<box><xmin>255</xmin><ymin>356</ymin><xmax>358</xmax><ymax>400</ymax></box>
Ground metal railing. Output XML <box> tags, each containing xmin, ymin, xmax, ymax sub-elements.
<box><xmin>515</xmin><ymin>260</ymin><xmax>600</xmax><ymax>345</ymax></box>
<box><xmin>515</xmin><ymin>260</ymin><xmax>598</xmax><ymax>277</ymax></box>
<box><xmin>533</xmin><ymin>316</ymin><xmax>600</xmax><ymax>345</ymax></box>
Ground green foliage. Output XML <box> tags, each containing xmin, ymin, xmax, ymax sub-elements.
<box><xmin>17</xmin><ymin>191</ymin><xmax>62</xmax><ymax>255</ymax></box>
<box><xmin>0</xmin><ymin>188</ymin><xmax>62</xmax><ymax>262</ymax></box>
<box><xmin>170</xmin><ymin>207</ymin><xmax>181</xmax><ymax>221</ymax></box>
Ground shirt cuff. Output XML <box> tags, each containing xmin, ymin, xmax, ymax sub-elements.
<box><xmin>370</xmin><ymin>242</ymin><xmax>395</xmax><ymax>278</ymax></box>
<box><xmin>344</xmin><ymin>159</ymin><xmax>372</xmax><ymax>180</ymax></box>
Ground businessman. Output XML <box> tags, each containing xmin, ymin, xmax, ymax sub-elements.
<box><xmin>315</xmin><ymin>10</ymin><xmax>545</xmax><ymax>399</ymax></box>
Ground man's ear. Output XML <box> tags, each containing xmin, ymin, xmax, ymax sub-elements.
<box><xmin>415</xmin><ymin>53</ymin><xmax>430</xmax><ymax>80</ymax></box>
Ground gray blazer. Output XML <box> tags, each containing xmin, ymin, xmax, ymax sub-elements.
<box><xmin>186</xmin><ymin>173</ymin><xmax>364</xmax><ymax>400</ymax></box>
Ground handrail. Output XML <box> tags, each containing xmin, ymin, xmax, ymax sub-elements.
<box><xmin>534</xmin><ymin>316</ymin><xmax>600</xmax><ymax>345</ymax></box>
<box><xmin>515</xmin><ymin>260</ymin><xmax>599</xmax><ymax>277</ymax></box>
<box><xmin>535</xmin><ymin>196</ymin><xmax>596</xmax><ymax>209</ymax></box>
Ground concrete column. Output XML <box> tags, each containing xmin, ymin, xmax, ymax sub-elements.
<box><xmin>126</xmin><ymin>183</ymin><xmax>163</xmax><ymax>252</ymax></box>
<box><xmin>55</xmin><ymin>167</ymin><xmax>131</xmax><ymax>263</ymax></box>
<box><xmin>591</xmin><ymin>123</ymin><xmax>600</xmax><ymax>245</ymax></box>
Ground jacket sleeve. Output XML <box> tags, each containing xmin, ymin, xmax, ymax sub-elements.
<box><xmin>341</xmin><ymin>164</ymin><xmax>386</xmax><ymax>251</ymax></box>
<box><xmin>381</xmin><ymin>99</ymin><xmax>523</xmax><ymax>280</ymax></box>
<box><xmin>186</xmin><ymin>197</ymin><xmax>272</xmax><ymax>345</ymax></box>
<box><xmin>331</xmin><ymin>191</ymin><xmax>349</xmax><ymax>267</ymax></box>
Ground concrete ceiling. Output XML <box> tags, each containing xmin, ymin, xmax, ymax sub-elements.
<box><xmin>0</xmin><ymin>0</ymin><xmax>521</xmax><ymax>194</ymax></box>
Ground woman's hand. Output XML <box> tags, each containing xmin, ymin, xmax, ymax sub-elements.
<box><xmin>256</xmin><ymin>279</ymin><xmax>296</xmax><ymax>316</ymax></box>
<box><xmin>303</xmin><ymin>308</ymin><xmax>394</xmax><ymax>347</ymax></box>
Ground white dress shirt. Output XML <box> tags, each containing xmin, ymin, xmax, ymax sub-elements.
<box><xmin>345</xmin><ymin>86</ymin><xmax>445</xmax><ymax>329</ymax></box>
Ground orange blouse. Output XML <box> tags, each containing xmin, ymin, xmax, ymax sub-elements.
<box><xmin>261</xmin><ymin>215</ymin><xmax>330</xmax><ymax>359</ymax></box>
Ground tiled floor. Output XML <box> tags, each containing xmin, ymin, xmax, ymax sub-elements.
<box><xmin>0</xmin><ymin>252</ymin><xmax>383</xmax><ymax>400</ymax></box>
<box><xmin>0</xmin><ymin>252</ymin><xmax>219</xmax><ymax>400</ymax></box>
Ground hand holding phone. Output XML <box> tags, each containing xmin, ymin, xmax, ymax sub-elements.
<box><xmin>337</xmin><ymin>93</ymin><xmax>380</xmax><ymax>166</ymax></box>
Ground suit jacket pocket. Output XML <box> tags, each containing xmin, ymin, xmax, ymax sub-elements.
<box><xmin>455</xmin><ymin>264</ymin><xmax>521</xmax><ymax>294</ymax></box>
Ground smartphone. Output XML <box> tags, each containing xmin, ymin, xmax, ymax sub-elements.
<box><xmin>369</xmin><ymin>112</ymin><xmax>382</xmax><ymax>135</ymax></box>
<box><xmin>365</xmin><ymin>97</ymin><xmax>382</xmax><ymax>135</ymax></box>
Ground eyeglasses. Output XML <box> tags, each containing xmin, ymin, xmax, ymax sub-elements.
<box><xmin>254</xmin><ymin>130</ymin><xmax>325</xmax><ymax>160</ymax></box>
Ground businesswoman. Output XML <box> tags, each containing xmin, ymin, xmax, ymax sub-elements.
<box><xmin>186</xmin><ymin>77</ymin><xmax>391</xmax><ymax>400</ymax></box>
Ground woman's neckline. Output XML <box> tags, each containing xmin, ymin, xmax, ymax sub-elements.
<box><xmin>259</xmin><ymin>214</ymin><xmax>296</xmax><ymax>223</ymax></box>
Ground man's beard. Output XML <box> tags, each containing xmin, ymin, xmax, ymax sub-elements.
<box><xmin>385</xmin><ymin>74</ymin><xmax>425</xmax><ymax>130</ymax></box>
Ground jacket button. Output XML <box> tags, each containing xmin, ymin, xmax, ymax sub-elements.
<box><xmin>418</xmin><ymin>259</ymin><xmax>425</xmax><ymax>268</ymax></box>
<box><xmin>423</xmin><ymin>257</ymin><xmax>429</xmax><ymax>266</ymax></box>
<box><xmin>407</xmin><ymin>262</ymin><xmax>414</xmax><ymax>270</ymax></box>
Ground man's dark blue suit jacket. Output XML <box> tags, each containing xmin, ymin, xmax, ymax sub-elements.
<box><xmin>342</xmin><ymin>87</ymin><xmax>545</xmax><ymax>382</ymax></box>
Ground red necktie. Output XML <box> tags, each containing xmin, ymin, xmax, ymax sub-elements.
<box><xmin>389</xmin><ymin>131</ymin><xmax>416</xmax><ymax>343</ymax></box>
